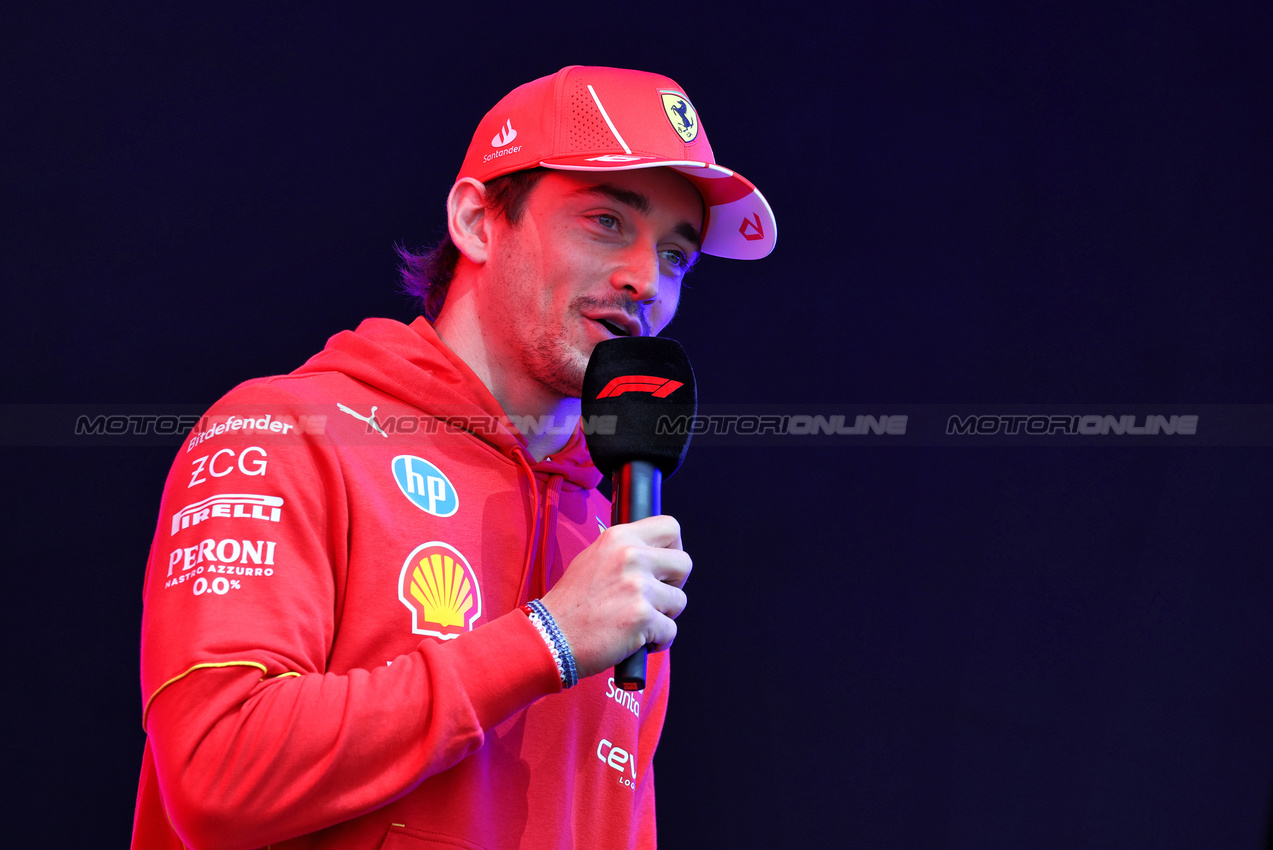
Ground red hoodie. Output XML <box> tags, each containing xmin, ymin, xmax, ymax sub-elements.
<box><xmin>133</xmin><ymin>318</ymin><xmax>669</xmax><ymax>850</ymax></box>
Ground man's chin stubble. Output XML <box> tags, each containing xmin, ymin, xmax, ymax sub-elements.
<box><xmin>528</xmin><ymin>337</ymin><xmax>588</xmax><ymax>399</ymax></box>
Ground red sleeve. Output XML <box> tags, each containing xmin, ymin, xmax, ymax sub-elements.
<box><xmin>139</xmin><ymin>384</ymin><xmax>560</xmax><ymax>849</ymax></box>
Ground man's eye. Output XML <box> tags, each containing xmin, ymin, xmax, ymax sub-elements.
<box><xmin>662</xmin><ymin>249</ymin><xmax>690</xmax><ymax>269</ymax></box>
<box><xmin>595</xmin><ymin>214</ymin><xmax>619</xmax><ymax>229</ymax></box>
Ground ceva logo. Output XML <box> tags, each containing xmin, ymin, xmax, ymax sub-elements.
<box><xmin>595</xmin><ymin>376</ymin><xmax>684</xmax><ymax>399</ymax></box>
<box><xmin>596</xmin><ymin>738</ymin><xmax>638</xmax><ymax>789</ymax></box>
<box><xmin>391</xmin><ymin>455</ymin><xmax>458</xmax><ymax>517</ymax></box>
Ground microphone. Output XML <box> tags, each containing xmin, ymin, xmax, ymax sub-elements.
<box><xmin>581</xmin><ymin>337</ymin><xmax>697</xmax><ymax>691</ymax></box>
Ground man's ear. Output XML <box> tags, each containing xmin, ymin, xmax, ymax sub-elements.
<box><xmin>448</xmin><ymin>177</ymin><xmax>491</xmax><ymax>264</ymax></box>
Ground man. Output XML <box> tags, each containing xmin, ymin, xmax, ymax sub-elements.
<box><xmin>133</xmin><ymin>65</ymin><xmax>775</xmax><ymax>849</ymax></box>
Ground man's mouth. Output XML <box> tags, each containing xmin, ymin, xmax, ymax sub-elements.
<box><xmin>596</xmin><ymin>318</ymin><xmax>633</xmax><ymax>337</ymax></box>
<box><xmin>588</xmin><ymin>312</ymin><xmax>643</xmax><ymax>338</ymax></box>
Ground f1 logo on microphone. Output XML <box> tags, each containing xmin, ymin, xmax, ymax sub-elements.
<box><xmin>594</xmin><ymin>376</ymin><xmax>684</xmax><ymax>399</ymax></box>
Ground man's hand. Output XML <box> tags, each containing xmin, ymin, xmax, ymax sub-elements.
<box><xmin>540</xmin><ymin>515</ymin><xmax>691</xmax><ymax>681</ymax></box>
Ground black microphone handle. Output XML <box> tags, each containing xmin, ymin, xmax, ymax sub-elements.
<box><xmin>611</xmin><ymin>460</ymin><xmax>662</xmax><ymax>691</ymax></box>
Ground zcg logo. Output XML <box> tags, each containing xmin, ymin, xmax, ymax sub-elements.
<box><xmin>391</xmin><ymin>456</ymin><xmax>458</xmax><ymax>517</ymax></box>
<box><xmin>188</xmin><ymin>446</ymin><xmax>268</xmax><ymax>488</ymax></box>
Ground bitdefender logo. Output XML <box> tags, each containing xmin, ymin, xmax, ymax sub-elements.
<box><xmin>594</xmin><ymin>376</ymin><xmax>684</xmax><ymax>399</ymax></box>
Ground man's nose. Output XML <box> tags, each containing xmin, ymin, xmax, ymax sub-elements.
<box><xmin>610</xmin><ymin>243</ymin><xmax>660</xmax><ymax>304</ymax></box>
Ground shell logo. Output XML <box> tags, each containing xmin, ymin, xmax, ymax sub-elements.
<box><xmin>397</xmin><ymin>542</ymin><xmax>482</xmax><ymax>639</ymax></box>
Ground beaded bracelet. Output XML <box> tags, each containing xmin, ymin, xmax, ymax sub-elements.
<box><xmin>521</xmin><ymin>599</ymin><xmax>579</xmax><ymax>689</ymax></box>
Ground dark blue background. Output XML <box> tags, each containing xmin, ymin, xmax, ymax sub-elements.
<box><xmin>3</xmin><ymin>4</ymin><xmax>1270</xmax><ymax>847</ymax></box>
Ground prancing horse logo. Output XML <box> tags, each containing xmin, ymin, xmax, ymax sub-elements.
<box><xmin>659</xmin><ymin>92</ymin><xmax>699</xmax><ymax>143</ymax></box>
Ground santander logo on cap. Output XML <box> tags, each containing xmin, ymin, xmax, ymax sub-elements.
<box><xmin>491</xmin><ymin>119</ymin><xmax>517</xmax><ymax>147</ymax></box>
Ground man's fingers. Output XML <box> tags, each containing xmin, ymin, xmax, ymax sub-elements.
<box><xmin>653</xmin><ymin>550</ymin><xmax>692</xmax><ymax>587</ymax></box>
<box><xmin>646</xmin><ymin>618</ymin><xmax>678</xmax><ymax>655</ymax></box>
<box><xmin>616</xmin><ymin>514</ymin><xmax>683</xmax><ymax>550</ymax></box>
<box><xmin>622</xmin><ymin>546</ymin><xmax>691</xmax><ymax>586</ymax></box>
<box><xmin>648</xmin><ymin>579</ymin><xmax>688</xmax><ymax>620</ymax></box>
<box><xmin>604</xmin><ymin>522</ymin><xmax>692</xmax><ymax>585</ymax></box>
<box><xmin>545</xmin><ymin>512</ymin><xmax>691</xmax><ymax>678</ymax></box>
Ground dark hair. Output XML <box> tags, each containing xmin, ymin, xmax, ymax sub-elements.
<box><xmin>398</xmin><ymin>168</ymin><xmax>549</xmax><ymax>322</ymax></box>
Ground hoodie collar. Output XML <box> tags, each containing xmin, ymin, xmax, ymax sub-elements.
<box><xmin>293</xmin><ymin>317</ymin><xmax>602</xmax><ymax>490</ymax></box>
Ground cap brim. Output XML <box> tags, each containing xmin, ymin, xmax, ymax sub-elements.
<box><xmin>538</xmin><ymin>156</ymin><xmax>776</xmax><ymax>260</ymax></box>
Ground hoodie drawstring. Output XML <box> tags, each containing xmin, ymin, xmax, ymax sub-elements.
<box><xmin>511</xmin><ymin>447</ymin><xmax>540</xmax><ymax>606</ymax></box>
<box><xmin>510</xmin><ymin>447</ymin><xmax>566</xmax><ymax>605</ymax></box>
<box><xmin>537</xmin><ymin>475</ymin><xmax>564</xmax><ymax>598</ymax></box>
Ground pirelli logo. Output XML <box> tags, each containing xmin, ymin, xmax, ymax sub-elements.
<box><xmin>170</xmin><ymin>493</ymin><xmax>284</xmax><ymax>536</ymax></box>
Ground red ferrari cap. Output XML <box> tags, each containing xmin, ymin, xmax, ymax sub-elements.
<box><xmin>456</xmin><ymin>65</ymin><xmax>776</xmax><ymax>260</ymax></box>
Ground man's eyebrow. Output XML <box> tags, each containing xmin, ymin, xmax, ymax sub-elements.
<box><xmin>672</xmin><ymin>218</ymin><xmax>702</xmax><ymax>251</ymax></box>
<box><xmin>571</xmin><ymin>183</ymin><xmax>703</xmax><ymax>251</ymax></box>
<box><xmin>571</xmin><ymin>183</ymin><xmax>652</xmax><ymax>215</ymax></box>
<box><xmin>674</xmin><ymin>222</ymin><xmax>703</xmax><ymax>253</ymax></box>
